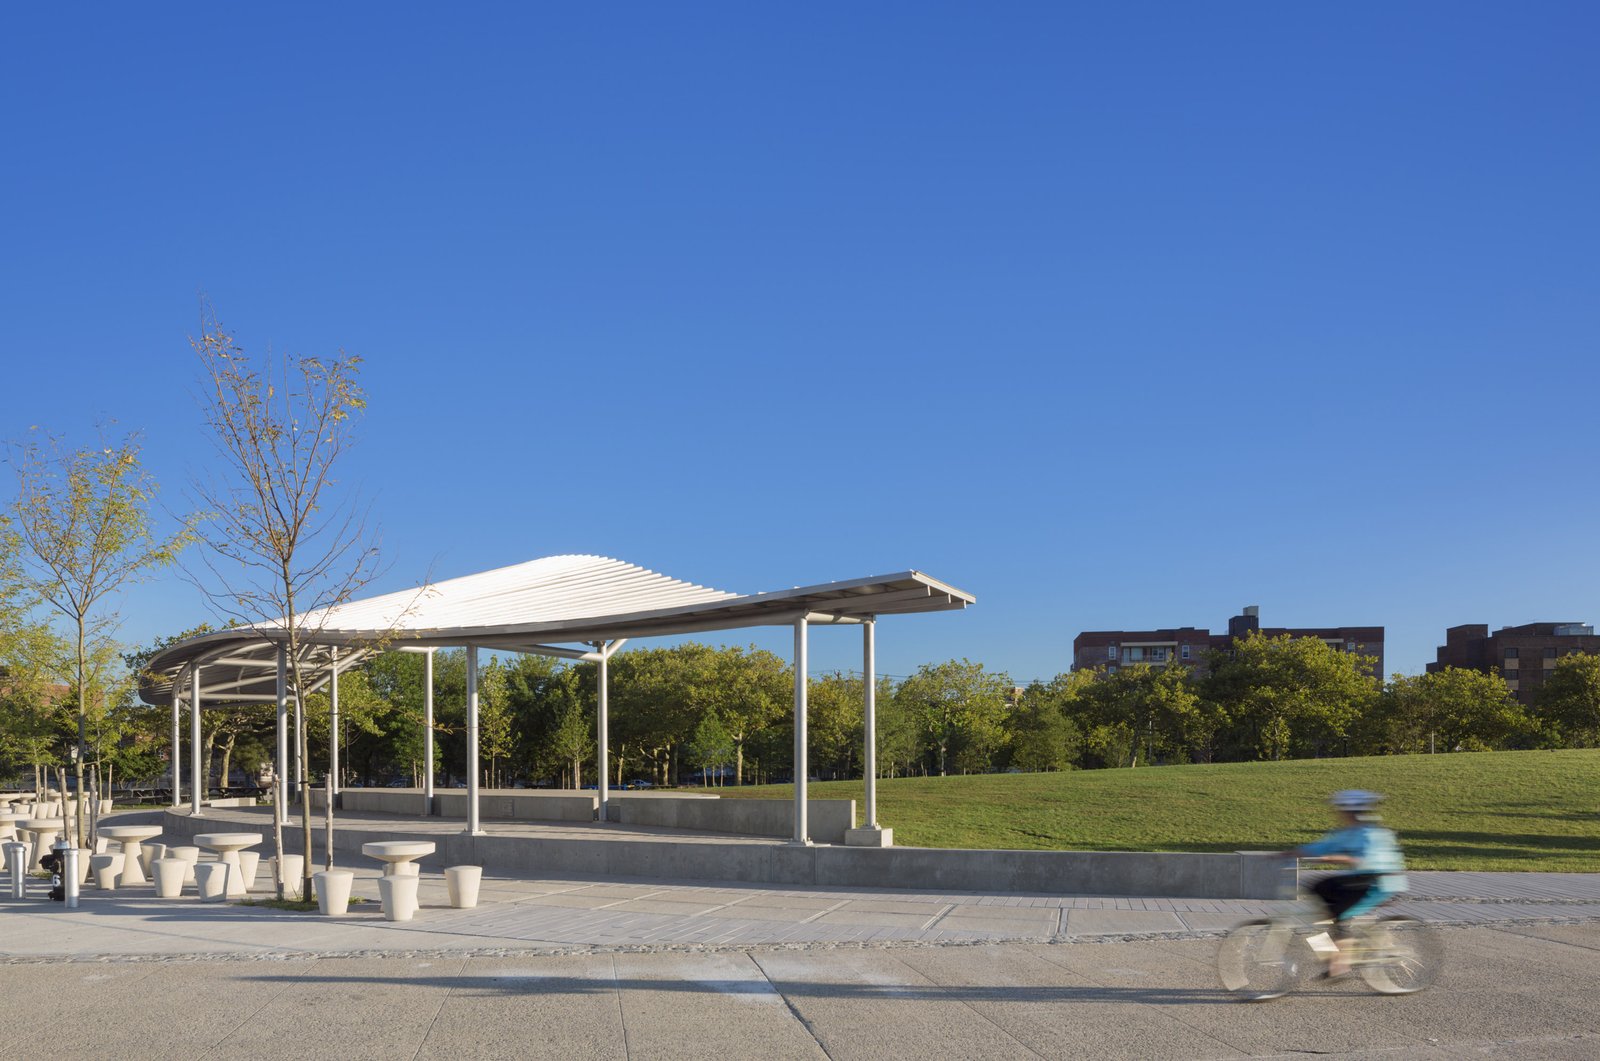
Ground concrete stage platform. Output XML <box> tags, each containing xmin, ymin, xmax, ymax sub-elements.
<box><xmin>162</xmin><ymin>804</ymin><xmax>1294</xmax><ymax>899</ymax></box>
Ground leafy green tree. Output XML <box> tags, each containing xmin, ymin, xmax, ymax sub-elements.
<box><xmin>1536</xmin><ymin>654</ymin><xmax>1600</xmax><ymax>748</ymax></box>
<box><xmin>1006</xmin><ymin>679</ymin><xmax>1081</xmax><ymax>772</ymax></box>
<box><xmin>1378</xmin><ymin>668</ymin><xmax>1533</xmax><ymax>753</ymax></box>
<box><xmin>544</xmin><ymin>667</ymin><xmax>591</xmax><ymax>787</ymax></box>
<box><xmin>806</xmin><ymin>672</ymin><xmax>865</xmax><ymax>779</ymax></box>
<box><xmin>686</xmin><ymin>709</ymin><xmax>735</xmax><ymax>787</ymax></box>
<box><xmin>895</xmin><ymin>659</ymin><xmax>1010</xmax><ymax>776</ymax></box>
<box><xmin>8</xmin><ymin>429</ymin><xmax>189</xmax><ymax>843</ymax></box>
<box><xmin>1204</xmin><ymin>634</ymin><xmax>1379</xmax><ymax>760</ymax></box>
<box><xmin>698</xmin><ymin>646</ymin><xmax>788</xmax><ymax>784</ymax></box>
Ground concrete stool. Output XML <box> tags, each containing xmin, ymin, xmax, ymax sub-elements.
<box><xmin>313</xmin><ymin>870</ymin><xmax>354</xmax><ymax>916</ymax></box>
<box><xmin>237</xmin><ymin>850</ymin><xmax>261</xmax><ymax>893</ymax></box>
<box><xmin>90</xmin><ymin>852</ymin><xmax>124</xmax><ymax>890</ymax></box>
<box><xmin>153</xmin><ymin>858</ymin><xmax>187</xmax><ymax>898</ymax></box>
<box><xmin>168</xmin><ymin>846</ymin><xmax>200</xmax><ymax>884</ymax></box>
<box><xmin>140</xmin><ymin>842</ymin><xmax>167</xmax><ymax>878</ymax></box>
<box><xmin>193</xmin><ymin>862</ymin><xmax>228</xmax><ymax>902</ymax></box>
<box><xmin>445</xmin><ymin>866</ymin><xmax>482</xmax><ymax>909</ymax></box>
<box><xmin>378</xmin><ymin>874</ymin><xmax>419</xmax><ymax>921</ymax></box>
<box><xmin>93</xmin><ymin>836</ymin><xmax>110</xmax><ymax>854</ymax></box>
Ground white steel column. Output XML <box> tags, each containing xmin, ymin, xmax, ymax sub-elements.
<box><xmin>275</xmin><ymin>645</ymin><xmax>289</xmax><ymax>826</ymax></box>
<box><xmin>329</xmin><ymin>647</ymin><xmax>340</xmax><ymax>797</ymax></box>
<box><xmin>169</xmin><ymin>680</ymin><xmax>182</xmax><ymax>808</ymax></box>
<box><xmin>423</xmin><ymin>649</ymin><xmax>435</xmax><ymax>816</ymax></box>
<box><xmin>293</xmin><ymin>687</ymin><xmax>304</xmax><ymax>798</ymax></box>
<box><xmin>792</xmin><ymin>615</ymin><xmax>810</xmax><ymax>844</ymax></box>
<box><xmin>863</xmin><ymin>618</ymin><xmax>878</xmax><ymax>829</ymax></box>
<box><xmin>189</xmin><ymin>663</ymin><xmax>204</xmax><ymax>817</ymax></box>
<box><xmin>597</xmin><ymin>642</ymin><xmax>610</xmax><ymax>823</ymax></box>
<box><xmin>465</xmin><ymin>645</ymin><xmax>482</xmax><ymax>835</ymax></box>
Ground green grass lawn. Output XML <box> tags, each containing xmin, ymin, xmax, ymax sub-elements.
<box><xmin>690</xmin><ymin>749</ymin><xmax>1599</xmax><ymax>872</ymax></box>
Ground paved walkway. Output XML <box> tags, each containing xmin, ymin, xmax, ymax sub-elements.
<box><xmin>4</xmin><ymin>851</ymin><xmax>1597</xmax><ymax>961</ymax></box>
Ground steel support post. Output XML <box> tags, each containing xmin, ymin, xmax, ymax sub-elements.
<box><xmin>189</xmin><ymin>663</ymin><xmax>204</xmax><ymax>817</ymax></box>
<box><xmin>276</xmin><ymin>646</ymin><xmax>289</xmax><ymax>826</ymax></box>
<box><xmin>792</xmin><ymin>615</ymin><xmax>810</xmax><ymax>844</ymax></box>
<box><xmin>169</xmin><ymin>680</ymin><xmax>182</xmax><ymax>808</ymax></box>
<box><xmin>329</xmin><ymin>647</ymin><xmax>340</xmax><ymax>797</ymax></box>
<box><xmin>465</xmin><ymin>644</ymin><xmax>482</xmax><ymax>835</ymax></box>
<box><xmin>863</xmin><ymin>618</ymin><xmax>878</xmax><ymax>829</ymax></box>
<box><xmin>597</xmin><ymin>643</ymin><xmax>610</xmax><ymax>823</ymax></box>
<box><xmin>423</xmin><ymin>649</ymin><xmax>435</xmax><ymax>816</ymax></box>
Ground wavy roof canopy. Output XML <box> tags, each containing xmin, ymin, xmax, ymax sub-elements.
<box><xmin>140</xmin><ymin>555</ymin><xmax>974</xmax><ymax>704</ymax></box>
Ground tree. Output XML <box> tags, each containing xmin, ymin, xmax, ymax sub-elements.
<box><xmin>478</xmin><ymin>657</ymin><xmax>513</xmax><ymax>788</ymax></box>
<box><xmin>189</xmin><ymin>311</ymin><xmax>381</xmax><ymax>899</ymax></box>
<box><xmin>699</xmin><ymin>646</ymin><xmax>787</xmax><ymax>784</ymax></box>
<box><xmin>687</xmin><ymin>709</ymin><xmax>735</xmax><ymax>787</ymax></box>
<box><xmin>1536</xmin><ymin>654</ymin><xmax>1600</xmax><ymax>748</ymax></box>
<box><xmin>1379</xmin><ymin>668</ymin><xmax>1532</xmax><ymax>753</ymax></box>
<box><xmin>7</xmin><ymin>429</ymin><xmax>188</xmax><ymax>844</ymax></box>
<box><xmin>1006</xmin><ymin>679</ymin><xmax>1081</xmax><ymax>772</ymax></box>
<box><xmin>1204</xmin><ymin>634</ymin><xmax>1380</xmax><ymax>760</ymax></box>
<box><xmin>895</xmin><ymin>659</ymin><xmax>1011</xmax><ymax>776</ymax></box>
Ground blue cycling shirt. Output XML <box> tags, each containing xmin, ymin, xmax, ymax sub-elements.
<box><xmin>1301</xmin><ymin>822</ymin><xmax>1409</xmax><ymax>898</ymax></box>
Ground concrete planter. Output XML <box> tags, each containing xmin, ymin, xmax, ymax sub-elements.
<box><xmin>153</xmin><ymin>858</ymin><xmax>187</xmax><ymax>898</ymax></box>
<box><xmin>378</xmin><ymin>874</ymin><xmax>419</xmax><ymax>921</ymax></box>
<box><xmin>73</xmin><ymin>848</ymin><xmax>92</xmax><ymax>886</ymax></box>
<box><xmin>313</xmin><ymin>870</ymin><xmax>355</xmax><ymax>916</ymax></box>
<box><xmin>445</xmin><ymin>865</ymin><xmax>482</xmax><ymax>909</ymax></box>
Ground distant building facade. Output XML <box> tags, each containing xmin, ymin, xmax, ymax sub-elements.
<box><xmin>1072</xmin><ymin>605</ymin><xmax>1385</xmax><ymax>677</ymax></box>
<box><xmin>1427</xmin><ymin>622</ymin><xmax>1600</xmax><ymax>703</ymax></box>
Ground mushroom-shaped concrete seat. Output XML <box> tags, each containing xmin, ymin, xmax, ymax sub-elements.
<box><xmin>445</xmin><ymin>866</ymin><xmax>483</xmax><ymax>909</ymax></box>
<box><xmin>90</xmin><ymin>852</ymin><xmax>124</xmax><ymax>890</ymax></box>
<box><xmin>361</xmin><ymin>840</ymin><xmax>435</xmax><ymax>877</ymax></box>
<box><xmin>153</xmin><ymin>858</ymin><xmax>187</xmax><ymax>898</ymax></box>
<box><xmin>100</xmin><ymin>825</ymin><xmax>164</xmax><ymax>886</ymax></box>
<box><xmin>18</xmin><ymin>821</ymin><xmax>64</xmax><ymax>874</ymax></box>
<box><xmin>193</xmin><ymin>833</ymin><xmax>262</xmax><ymax>899</ymax></box>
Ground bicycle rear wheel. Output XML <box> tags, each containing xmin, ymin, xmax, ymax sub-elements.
<box><xmin>1357</xmin><ymin>916</ymin><xmax>1443</xmax><ymax>995</ymax></box>
<box><xmin>1218</xmin><ymin>919</ymin><xmax>1299</xmax><ymax>1001</ymax></box>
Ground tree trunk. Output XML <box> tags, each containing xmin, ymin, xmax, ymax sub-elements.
<box><xmin>74</xmin><ymin>616</ymin><xmax>87</xmax><ymax>849</ymax></box>
<box><xmin>735</xmin><ymin>740</ymin><xmax>744</xmax><ymax>786</ymax></box>
<box><xmin>572</xmin><ymin>754</ymin><xmax>581</xmax><ymax>790</ymax></box>
<box><xmin>203</xmin><ymin>727</ymin><xmax>218</xmax><ymax>797</ymax></box>
<box><xmin>219</xmin><ymin>731</ymin><xmax>237</xmax><ymax>792</ymax></box>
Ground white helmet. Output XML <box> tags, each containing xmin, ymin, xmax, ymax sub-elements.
<box><xmin>1330</xmin><ymin>789</ymin><xmax>1383</xmax><ymax>813</ymax></box>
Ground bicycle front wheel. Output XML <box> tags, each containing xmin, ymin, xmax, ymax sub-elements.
<box><xmin>1218</xmin><ymin>919</ymin><xmax>1299</xmax><ymax>1001</ymax></box>
<box><xmin>1357</xmin><ymin>916</ymin><xmax>1443</xmax><ymax>995</ymax></box>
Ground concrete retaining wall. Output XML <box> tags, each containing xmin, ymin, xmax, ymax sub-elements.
<box><xmin>611</xmin><ymin>796</ymin><xmax>856</xmax><ymax>846</ymax></box>
<box><xmin>159</xmin><ymin>809</ymin><xmax>1295</xmax><ymax>899</ymax></box>
<box><xmin>309</xmin><ymin>788</ymin><xmax>598</xmax><ymax>822</ymax></box>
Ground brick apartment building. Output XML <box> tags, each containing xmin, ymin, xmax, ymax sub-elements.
<box><xmin>1072</xmin><ymin>605</ymin><xmax>1385</xmax><ymax>677</ymax></box>
<box><xmin>1427</xmin><ymin>621</ymin><xmax>1600</xmax><ymax>704</ymax></box>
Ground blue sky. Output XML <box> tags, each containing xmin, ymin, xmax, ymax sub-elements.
<box><xmin>2</xmin><ymin>3</ymin><xmax>1597</xmax><ymax>682</ymax></box>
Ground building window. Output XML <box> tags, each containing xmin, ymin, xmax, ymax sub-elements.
<box><xmin>1180</xmin><ymin>644</ymin><xmax>1191</xmax><ymax>660</ymax></box>
<box><xmin>1107</xmin><ymin>644</ymin><xmax>1117</xmax><ymax>660</ymax></box>
<box><xmin>1346</xmin><ymin>641</ymin><xmax>1356</xmax><ymax>652</ymax></box>
<box><xmin>1545</xmin><ymin>647</ymin><xmax>1559</xmax><ymax>658</ymax></box>
<box><xmin>1107</xmin><ymin>665</ymin><xmax>1118</xmax><ymax>674</ymax></box>
<box><xmin>1504</xmin><ymin>669</ymin><xmax>1520</xmax><ymax>680</ymax></box>
<box><xmin>1505</xmin><ymin>648</ymin><xmax>1519</xmax><ymax>659</ymax></box>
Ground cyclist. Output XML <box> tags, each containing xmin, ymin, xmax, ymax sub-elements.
<box><xmin>1280</xmin><ymin>789</ymin><xmax>1408</xmax><ymax>978</ymax></box>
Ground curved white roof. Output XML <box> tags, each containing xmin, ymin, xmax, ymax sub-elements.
<box><xmin>140</xmin><ymin>554</ymin><xmax>973</xmax><ymax>703</ymax></box>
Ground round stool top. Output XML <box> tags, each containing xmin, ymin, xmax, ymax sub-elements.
<box><xmin>100</xmin><ymin>825</ymin><xmax>164</xmax><ymax>842</ymax></box>
<box><xmin>21</xmin><ymin>820</ymin><xmax>63</xmax><ymax>834</ymax></box>
<box><xmin>193</xmin><ymin>832</ymin><xmax>262</xmax><ymax>850</ymax></box>
<box><xmin>0</xmin><ymin>812</ymin><xmax>32</xmax><ymax>823</ymax></box>
<box><xmin>361</xmin><ymin>841</ymin><xmax>436</xmax><ymax>861</ymax></box>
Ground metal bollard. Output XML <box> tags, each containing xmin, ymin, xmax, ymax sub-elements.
<box><xmin>5</xmin><ymin>841</ymin><xmax>28</xmax><ymax>899</ymax></box>
<box><xmin>56</xmin><ymin>841</ymin><xmax>80</xmax><ymax>909</ymax></box>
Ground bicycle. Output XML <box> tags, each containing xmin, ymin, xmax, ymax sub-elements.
<box><xmin>1217</xmin><ymin>872</ymin><xmax>1444</xmax><ymax>1001</ymax></box>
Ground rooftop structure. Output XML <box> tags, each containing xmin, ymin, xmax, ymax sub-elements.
<box><xmin>1428</xmin><ymin>621</ymin><xmax>1600</xmax><ymax>703</ymax></box>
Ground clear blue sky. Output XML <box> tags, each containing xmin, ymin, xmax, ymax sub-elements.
<box><xmin>2</xmin><ymin>3</ymin><xmax>1597</xmax><ymax>682</ymax></box>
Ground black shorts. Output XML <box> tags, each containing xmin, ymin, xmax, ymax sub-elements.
<box><xmin>1311</xmin><ymin>873</ymin><xmax>1382</xmax><ymax>926</ymax></box>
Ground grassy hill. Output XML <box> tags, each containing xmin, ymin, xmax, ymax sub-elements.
<box><xmin>690</xmin><ymin>749</ymin><xmax>1599</xmax><ymax>872</ymax></box>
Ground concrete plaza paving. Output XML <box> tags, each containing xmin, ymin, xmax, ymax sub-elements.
<box><xmin>2</xmin><ymin>924</ymin><xmax>1597</xmax><ymax>1058</ymax></box>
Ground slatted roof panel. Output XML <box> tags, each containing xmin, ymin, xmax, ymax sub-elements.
<box><xmin>139</xmin><ymin>555</ymin><xmax>974</xmax><ymax>704</ymax></box>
